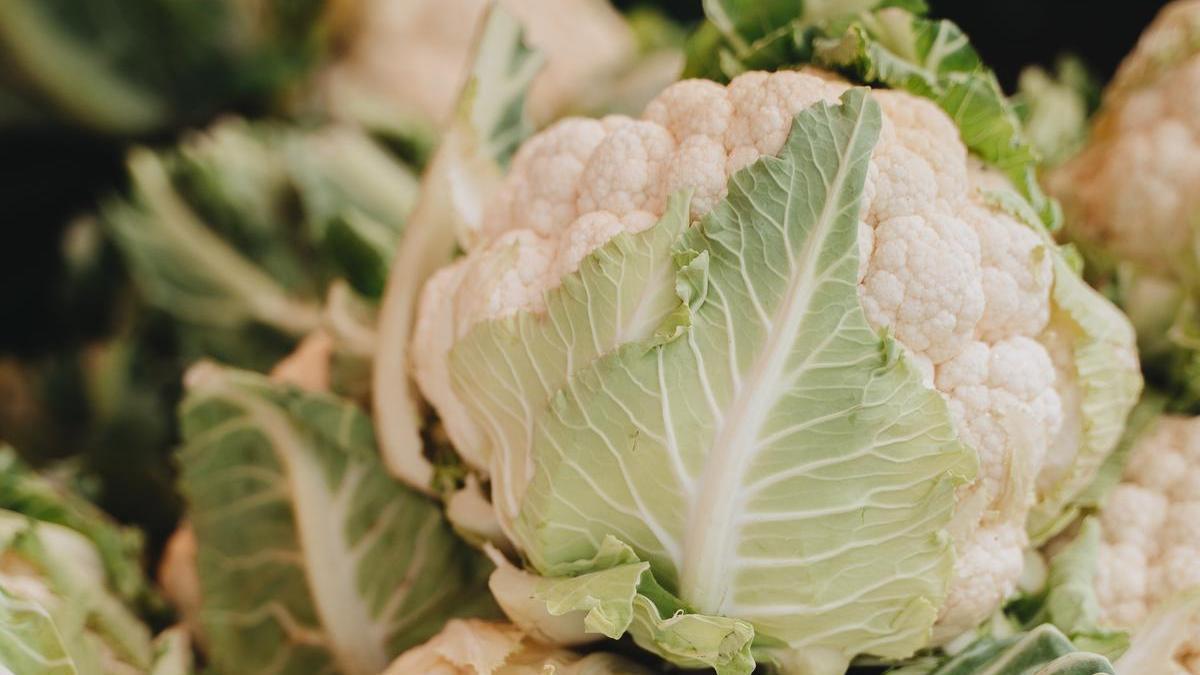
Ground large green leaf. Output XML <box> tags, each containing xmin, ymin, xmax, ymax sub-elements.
<box><xmin>487</xmin><ymin>91</ymin><xmax>974</xmax><ymax>672</ymax></box>
<box><xmin>178</xmin><ymin>364</ymin><xmax>499</xmax><ymax>675</ymax></box>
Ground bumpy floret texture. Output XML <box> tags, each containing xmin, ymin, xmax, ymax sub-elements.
<box><xmin>322</xmin><ymin>0</ymin><xmax>635</xmax><ymax>126</ymax></box>
<box><xmin>1048</xmin><ymin>0</ymin><xmax>1200</xmax><ymax>277</ymax></box>
<box><xmin>413</xmin><ymin>69</ymin><xmax>1070</xmax><ymax>640</ymax></box>
<box><xmin>1093</xmin><ymin>415</ymin><xmax>1200</xmax><ymax>673</ymax></box>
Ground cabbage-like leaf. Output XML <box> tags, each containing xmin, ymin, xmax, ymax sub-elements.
<box><xmin>373</xmin><ymin>4</ymin><xmax>543</xmax><ymax>492</ymax></box>
<box><xmin>471</xmin><ymin>90</ymin><xmax>975</xmax><ymax>673</ymax></box>
<box><xmin>177</xmin><ymin>363</ymin><xmax>498</xmax><ymax>675</ymax></box>
<box><xmin>886</xmin><ymin>624</ymin><xmax>1116</xmax><ymax>675</ymax></box>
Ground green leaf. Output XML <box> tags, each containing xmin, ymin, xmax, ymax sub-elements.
<box><xmin>504</xmin><ymin>90</ymin><xmax>973</xmax><ymax>668</ymax></box>
<box><xmin>529</xmin><ymin>537</ymin><xmax>756</xmax><ymax>675</ymax></box>
<box><xmin>0</xmin><ymin>0</ymin><xmax>330</xmax><ymax>134</ymax></box>
<box><xmin>0</xmin><ymin>514</ymin><xmax>154</xmax><ymax>674</ymax></box>
<box><xmin>447</xmin><ymin>193</ymin><xmax>691</xmax><ymax>535</ymax></box>
<box><xmin>1026</xmin><ymin>238</ymin><xmax>1143</xmax><ymax>543</ymax></box>
<box><xmin>1075</xmin><ymin>393</ymin><xmax>1166</xmax><ymax>507</ymax></box>
<box><xmin>104</xmin><ymin>137</ymin><xmax>323</xmax><ymax>370</ymax></box>
<box><xmin>0</xmin><ymin>447</ymin><xmax>150</xmax><ymax>608</ymax></box>
<box><xmin>177</xmin><ymin>364</ymin><xmax>499</xmax><ymax>675</ymax></box>
<box><xmin>0</xmin><ymin>586</ymin><xmax>77</xmax><ymax>675</ymax></box>
<box><xmin>285</xmin><ymin>128</ymin><xmax>420</xmax><ymax>299</ymax></box>
<box><xmin>887</xmin><ymin>624</ymin><xmax>1116</xmax><ymax>675</ymax></box>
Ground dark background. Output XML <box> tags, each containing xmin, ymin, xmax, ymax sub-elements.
<box><xmin>0</xmin><ymin>0</ymin><xmax>1172</xmax><ymax>358</ymax></box>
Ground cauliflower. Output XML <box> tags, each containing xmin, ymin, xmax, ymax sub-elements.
<box><xmin>382</xmin><ymin>619</ymin><xmax>650</xmax><ymax>674</ymax></box>
<box><xmin>320</xmin><ymin>0</ymin><xmax>638</xmax><ymax>127</ymax></box>
<box><xmin>1089</xmin><ymin>415</ymin><xmax>1200</xmax><ymax>673</ymax></box>
<box><xmin>1049</xmin><ymin>0</ymin><xmax>1200</xmax><ymax>276</ymax></box>
<box><xmin>411</xmin><ymin>67</ymin><xmax>1135</xmax><ymax>656</ymax></box>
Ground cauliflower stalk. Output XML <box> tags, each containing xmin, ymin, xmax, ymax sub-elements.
<box><xmin>1048</xmin><ymin>0</ymin><xmax>1200</xmax><ymax>411</ymax></box>
<box><xmin>392</xmin><ymin>4</ymin><xmax>1140</xmax><ymax>673</ymax></box>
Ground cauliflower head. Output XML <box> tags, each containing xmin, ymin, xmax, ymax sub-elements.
<box><xmin>411</xmin><ymin>68</ymin><xmax>1140</xmax><ymax>658</ymax></box>
<box><xmin>1049</xmin><ymin>0</ymin><xmax>1200</xmax><ymax>276</ymax></box>
<box><xmin>321</xmin><ymin>0</ymin><xmax>637</xmax><ymax>127</ymax></box>
<box><xmin>1048</xmin><ymin>0</ymin><xmax>1200</xmax><ymax>409</ymax></box>
<box><xmin>1090</xmin><ymin>415</ymin><xmax>1200</xmax><ymax>673</ymax></box>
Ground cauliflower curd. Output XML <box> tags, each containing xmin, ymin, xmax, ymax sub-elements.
<box><xmin>1092</xmin><ymin>415</ymin><xmax>1200</xmax><ymax>673</ymax></box>
<box><xmin>413</xmin><ymin>69</ymin><xmax>1089</xmax><ymax>641</ymax></box>
<box><xmin>1048</xmin><ymin>0</ymin><xmax>1200</xmax><ymax>278</ymax></box>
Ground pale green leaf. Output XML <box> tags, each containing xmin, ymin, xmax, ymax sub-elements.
<box><xmin>178</xmin><ymin>364</ymin><xmax>498</xmax><ymax>675</ymax></box>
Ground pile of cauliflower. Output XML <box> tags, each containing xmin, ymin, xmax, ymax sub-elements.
<box><xmin>412</xmin><ymin>67</ymin><xmax>1101</xmax><ymax>644</ymax></box>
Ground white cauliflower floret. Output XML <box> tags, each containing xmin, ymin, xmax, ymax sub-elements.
<box><xmin>413</xmin><ymin>69</ymin><xmax>1069</xmax><ymax>643</ymax></box>
<box><xmin>860</xmin><ymin>213</ymin><xmax>984</xmax><ymax>363</ymax></box>
<box><xmin>487</xmin><ymin>119</ymin><xmax>609</xmax><ymax>240</ymax></box>
<box><xmin>1048</xmin><ymin>0</ymin><xmax>1200</xmax><ymax>277</ymax></box>
<box><xmin>967</xmin><ymin>203</ymin><xmax>1053</xmax><ymax>341</ymax></box>
<box><xmin>576</xmin><ymin>119</ymin><xmax>676</xmax><ymax>217</ymax></box>
<box><xmin>1092</xmin><ymin>415</ymin><xmax>1200</xmax><ymax>672</ymax></box>
<box><xmin>320</xmin><ymin>0</ymin><xmax>637</xmax><ymax>127</ymax></box>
